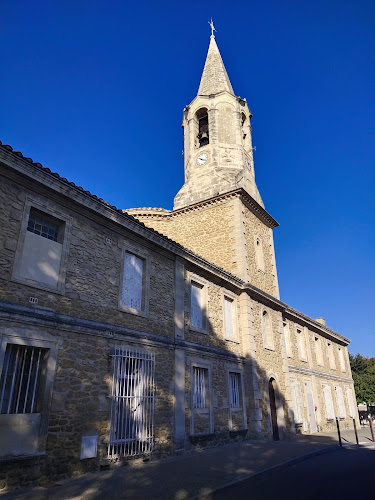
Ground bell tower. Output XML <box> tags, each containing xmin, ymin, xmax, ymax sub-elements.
<box><xmin>174</xmin><ymin>32</ymin><xmax>263</xmax><ymax>210</ymax></box>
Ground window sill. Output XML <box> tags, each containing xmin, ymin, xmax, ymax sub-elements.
<box><xmin>230</xmin><ymin>407</ymin><xmax>243</xmax><ymax>412</ymax></box>
<box><xmin>225</xmin><ymin>337</ymin><xmax>240</xmax><ymax>344</ymax></box>
<box><xmin>229</xmin><ymin>428</ymin><xmax>248</xmax><ymax>438</ymax></box>
<box><xmin>118</xmin><ymin>305</ymin><xmax>149</xmax><ymax>318</ymax></box>
<box><xmin>189</xmin><ymin>326</ymin><xmax>209</xmax><ymax>335</ymax></box>
<box><xmin>264</xmin><ymin>345</ymin><xmax>275</xmax><ymax>351</ymax></box>
<box><xmin>11</xmin><ymin>275</ymin><xmax>64</xmax><ymax>295</ymax></box>
<box><xmin>193</xmin><ymin>408</ymin><xmax>210</xmax><ymax>415</ymax></box>
<box><xmin>0</xmin><ymin>452</ymin><xmax>46</xmax><ymax>463</ymax></box>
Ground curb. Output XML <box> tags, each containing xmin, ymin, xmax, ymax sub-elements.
<box><xmin>187</xmin><ymin>444</ymin><xmax>340</xmax><ymax>500</ymax></box>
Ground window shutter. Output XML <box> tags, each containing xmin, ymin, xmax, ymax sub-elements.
<box><xmin>224</xmin><ymin>297</ymin><xmax>234</xmax><ymax>339</ymax></box>
<box><xmin>346</xmin><ymin>387</ymin><xmax>355</xmax><ymax>418</ymax></box>
<box><xmin>191</xmin><ymin>282</ymin><xmax>203</xmax><ymax>329</ymax></box>
<box><xmin>323</xmin><ymin>385</ymin><xmax>335</xmax><ymax>420</ymax></box>
<box><xmin>122</xmin><ymin>253</ymin><xmax>144</xmax><ymax>310</ymax></box>
<box><xmin>335</xmin><ymin>386</ymin><xmax>346</xmax><ymax>418</ymax></box>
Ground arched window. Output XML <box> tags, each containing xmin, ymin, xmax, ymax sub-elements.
<box><xmin>196</xmin><ymin>108</ymin><xmax>209</xmax><ymax>147</ymax></box>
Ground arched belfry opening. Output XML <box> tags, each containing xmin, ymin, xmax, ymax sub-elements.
<box><xmin>196</xmin><ymin>108</ymin><xmax>209</xmax><ymax>147</ymax></box>
<box><xmin>269</xmin><ymin>377</ymin><xmax>280</xmax><ymax>441</ymax></box>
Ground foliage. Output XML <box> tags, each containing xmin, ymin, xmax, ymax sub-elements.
<box><xmin>349</xmin><ymin>353</ymin><xmax>375</xmax><ymax>405</ymax></box>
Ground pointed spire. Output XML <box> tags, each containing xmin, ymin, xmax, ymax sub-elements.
<box><xmin>198</xmin><ymin>34</ymin><xmax>234</xmax><ymax>96</ymax></box>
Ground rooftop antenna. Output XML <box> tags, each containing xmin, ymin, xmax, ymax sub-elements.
<box><xmin>208</xmin><ymin>18</ymin><xmax>216</xmax><ymax>37</ymax></box>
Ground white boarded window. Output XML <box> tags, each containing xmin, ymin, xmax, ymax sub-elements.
<box><xmin>229</xmin><ymin>372</ymin><xmax>240</xmax><ymax>408</ymax></box>
<box><xmin>290</xmin><ymin>379</ymin><xmax>304</xmax><ymax>424</ymax></box>
<box><xmin>191</xmin><ymin>281</ymin><xmax>205</xmax><ymax>330</ymax></box>
<box><xmin>193</xmin><ymin>367</ymin><xmax>207</xmax><ymax>409</ymax></box>
<box><xmin>327</xmin><ymin>342</ymin><xmax>336</xmax><ymax>369</ymax></box>
<box><xmin>283</xmin><ymin>321</ymin><xmax>292</xmax><ymax>357</ymax></box>
<box><xmin>335</xmin><ymin>386</ymin><xmax>346</xmax><ymax>419</ymax></box>
<box><xmin>255</xmin><ymin>237</ymin><xmax>265</xmax><ymax>272</ymax></box>
<box><xmin>224</xmin><ymin>296</ymin><xmax>235</xmax><ymax>340</ymax></box>
<box><xmin>346</xmin><ymin>387</ymin><xmax>356</xmax><ymax>418</ymax></box>
<box><xmin>315</xmin><ymin>336</ymin><xmax>323</xmax><ymax>365</ymax></box>
<box><xmin>338</xmin><ymin>348</ymin><xmax>346</xmax><ymax>372</ymax></box>
<box><xmin>262</xmin><ymin>310</ymin><xmax>273</xmax><ymax>348</ymax></box>
<box><xmin>121</xmin><ymin>252</ymin><xmax>145</xmax><ymax>312</ymax></box>
<box><xmin>297</xmin><ymin>329</ymin><xmax>307</xmax><ymax>360</ymax></box>
<box><xmin>323</xmin><ymin>384</ymin><xmax>335</xmax><ymax>420</ymax></box>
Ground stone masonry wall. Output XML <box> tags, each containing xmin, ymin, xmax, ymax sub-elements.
<box><xmin>0</xmin><ymin>175</ymin><xmax>175</xmax><ymax>339</ymax></box>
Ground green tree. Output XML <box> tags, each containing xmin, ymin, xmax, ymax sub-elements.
<box><xmin>349</xmin><ymin>353</ymin><xmax>375</xmax><ymax>405</ymax></box>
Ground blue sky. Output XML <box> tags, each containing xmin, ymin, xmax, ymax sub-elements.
<box><xmin>1</xmin><ymin>1</ymin><xmax>374</xmax><ymax>356</ymax></box>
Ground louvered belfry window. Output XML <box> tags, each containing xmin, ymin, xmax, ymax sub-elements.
<box><xmin>0</xmin><ymin>344</ymin><xmax>46</xmax><ymax>415</ymax></box>
<box><xmin>108</xmin><ymin>347</ymin><xmax>155</xmax><ymax>458</ymax></box>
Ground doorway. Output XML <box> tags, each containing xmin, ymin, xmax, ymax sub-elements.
<box><xmin>269</xmin><ymin>378</ymin><xmax>280</xmax><ymax>441</ymax></box>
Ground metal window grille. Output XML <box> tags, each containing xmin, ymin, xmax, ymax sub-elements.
<box><xmin>27</xmin><ymin>210</ymin><xmax>60</xmax><ymax>242</ymax></box>
<box><xmin>108</xmin><ymin>347</ymin><xmax>155</xmax><ymax>458</ymax></box>
<box><xmin>193</xmin><ymin>367</ymin><xmax>206</xmax><ymax>409</ymax></box>
<box><xmin>0</xmin><ymin>344</ymin><xmax>45</xmax><ymax>414</ymax></box>
<box><xmin>229</xmin><ymin>372</ymin><xmax>240</xmax><ymax>408</ymax></box>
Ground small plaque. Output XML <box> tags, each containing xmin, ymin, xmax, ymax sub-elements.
<box><xmin>80</xmin><ymin>435</ymin><xmax>98</xmax><ymax>459</ymax></box>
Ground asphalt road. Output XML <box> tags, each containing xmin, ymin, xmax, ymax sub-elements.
<box><xmin>211</xmin><ymin>444</ymin><xmax>375</xmax><ymax>500</ymax></box>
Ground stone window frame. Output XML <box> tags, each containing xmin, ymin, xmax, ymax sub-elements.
<box><xmin>261</xmin><ymin>307</ymin><xmax>274</xmax><ymax>351</ymax></box>
<box><xmin>322</xmin><ymin>383</ymin><xmax>335</xmax><ymax>421</ymax></box>
<box><xmin>314</xmin><ymin>335</ymin><xmax>324</xmax><ymax>366</ymax></box>
<box><xmin>0</xmin><ymin>331</ymin><xmax>57</xmax><ymax>459</ymax></box>
<box><xmin>326</xmin><ymin>341</ymin><xmax>336</xmax><ymax>370</ymax></box>
<box><xmin>188</xmin><ymin>357</ymin><xmax>213</xmax><ymax>436</ymax></box>
<box><xmin>118</xmin><ymin>242</ymin><xmax>150</xmax><ymax>318</ymax></box>
<box><xmin>296</xmin><ymin>327</ymin><xmax>308</xmax><ymax>362</ymax></box>
<box><xmin>282</xmin><ymin>320</ymin><xmax>292</xmax><ymax>358</ymax></box>
<box><xmin>221</xmin><ymin>289</ymin><xmax>239</xmax><ymax>343</ymax></box>
<box><xmin>337</xmin><ymin>347</ymin><xmax>346</xmax><ymax>373</ymax></box>
<box><xmin>226</xmin><ymin>364</ymin><xmax>247</xmax><ymax>431</ymax></box>
<box><xmin>11</xmin><ymin>197</ymin><xmax>72</xmax><ymax>294</ymax></box>
<box><xmin>188</xmin><ymin>273</ymin><xmax>209</xmax><ymax>334</ymax></box>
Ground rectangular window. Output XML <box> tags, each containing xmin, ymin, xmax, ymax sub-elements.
<box><xmin>0</xmin><ymin>344</ymin><xmax>47</xmax><ymax>415</ymax></box>
<box><xmin>121</xmin><ymin>252</ymin><xmax>145</xmax><ymax>311</ymax></box>
<box><xmin>290</xmin><ymin>379</ymin><xmax>304</xmax><ymax>424</ymax></box>
<box><xmin>0</xmin><ymin>337</ymin><xmax>56</xmax><ymax>458</ymax></box>
<box><xmin>193</xmin><ymin>367</ymin><xmax>207</xmax><ymax>409</ymax></box>
<box><xmin>12</xmin><ymin>203</ymin><xmax>71</xmax><ymax>292</ymax></box>
<box><xmin>335</xmin><ymin>386</ymin><xmax>346</xmax><ymax>419</ymax></box>
<box><xmin>323</xmin><ymin>384</ymin><xmax>335</xmax><ymax>420</ymax></box>
<box><xmin>191</xmin><ymin>280</ymin><xmax>206</xmax><ymax>331</ymax></box>
<box><xmin>108</xmin><ymin>347</ymin><xmax>155</xmax><ymax>458</ymax></box>
<box><xmin>338</xmin><ymin>348</ymin><xmax>346</xmax><ymax>372</ymax></box>
<box><xmin>297</xmin><ymin>329</ymin><xmax>307</xmax><ymax>360</ymax></box>
<box><xmin>224</xmin><ymin>296</ymin><xmax>235</xmax><ymax>340</ymax></box>
<box><xmin>283</xmin><ymin>321</ymin><xmax>292</xmax><ymax>357</ymax></box>
<box><xmin>327</xmin><ymin>342</ymin><xmax>336</xmax><ymax>369</ymax></box>
<box><xmin>346</xmin><ymin>387</ymin><xmax>356</xmax><ymax>418</ymax></box>
<box><xmin>255</xmin><ymin>237</ymin><xmax>265</xmax><ymax>272</ymax></box>
<box><xmin>315</xmin><ymin>336</ymin><xmax>323</xmax><ymax>365</ymax></box>
<box><xmin>229</xmin><ymin>372</ymin><xmax>240</xmax><ymax>409</ymax></box>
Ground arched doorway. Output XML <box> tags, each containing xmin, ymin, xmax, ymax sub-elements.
<box><xmin>269</xmin><ymin>378</ymin><xmax>280</xmax><ymax>441</ymax></box>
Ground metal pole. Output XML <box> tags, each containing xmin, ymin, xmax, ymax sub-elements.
<box><xmin>336</xmin><ymin>417</ymin><xmax>342</xmax><ymax>447</ymax></box>
<box><xmin>353</xmin><ymin>418</ymin><xmax>359</xmax><ymax>445</ymax></box>
<box><xmin>369</xmin><ymin>415</ymin><xmax>374</xmax><ymax>442</ymax></box>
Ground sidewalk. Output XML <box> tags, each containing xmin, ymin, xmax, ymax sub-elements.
<box><xmin>1</xmin><ymin>427</ymin><xmax>373</xmax><ymax>500</ymax></box>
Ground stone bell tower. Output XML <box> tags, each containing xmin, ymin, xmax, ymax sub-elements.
<box><xmin>174</xmin><ymin>33</ymin><xmax>263</xmax><ymax>210</ymax></box>
<box><xmin>127</xmin><ymin>30</ymin><xmax>280</xmax><ymax>298</ymax></box>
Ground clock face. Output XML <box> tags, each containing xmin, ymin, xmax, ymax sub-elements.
<box><xmin>196</xmin><ymin>153</ymin><xmax>208</xmax><ymax>165</ymax></box>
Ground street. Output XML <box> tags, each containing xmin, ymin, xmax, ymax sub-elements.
<box><xmin>211</xmin><ymin>444</ymin><xmax>375</xmax><ymax>500</ymax></box>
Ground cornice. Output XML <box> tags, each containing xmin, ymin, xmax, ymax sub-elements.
<box><xmin>289</xmin><ymin>364</ymin><xmax>353</xmax><ymax>384</ymax></box>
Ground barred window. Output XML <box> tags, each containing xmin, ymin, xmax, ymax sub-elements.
<box><xmin>0</xmin><ymin>344</ymin><xmax>47</xmax><ymax>415</ymax></box>
<box><xmin>229</xmin><ymin>372</ymin><xmax>240</xmax><ymax>408</ymax></box>
<box><xmin>193</xmin><ymin>367</ymin><xmax>207</xmax><ymax>409</ymax></box>
<box><xmin>108</xmin><ymin>347</ymin><xmax>155</xmax><ymax>458</ymax></box>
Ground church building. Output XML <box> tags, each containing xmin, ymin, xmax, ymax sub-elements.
<box><xmin>0</xmin><ymin>31</ymin><xmax>357</xmax><ymax>490</ymax></box>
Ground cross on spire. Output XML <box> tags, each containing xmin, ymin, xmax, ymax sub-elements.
<box><xmin>208</xmin><ymin>18</ymin><xmax>216</xmax><ymax>37</ymax></box>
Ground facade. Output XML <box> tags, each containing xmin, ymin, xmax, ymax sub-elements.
<box><xmin>0</xmin><ymin>33</ymin><xmax>357</xmax><ymax>490</ymax></box>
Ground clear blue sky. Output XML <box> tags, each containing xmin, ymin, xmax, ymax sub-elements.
<box><xmin>1</xmin><ymin>1</ymin><xmax>374</xmax><ymax>356</ymax></box>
